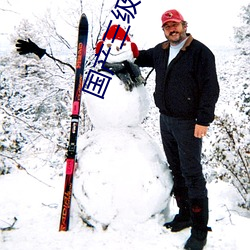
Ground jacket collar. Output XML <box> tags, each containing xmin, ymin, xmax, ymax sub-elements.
<box><xmin>162</xmin><ymin>33</ymin><xmax>193</xmax><ymax>50</ymax></box>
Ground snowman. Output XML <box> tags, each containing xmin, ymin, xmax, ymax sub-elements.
<box><xmin>73</xmin><ymin>25</ymin><xmax>173</xmax><ymax>230</ymax></box>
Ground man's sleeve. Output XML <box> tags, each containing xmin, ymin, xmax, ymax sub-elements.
<box><xmin>134</xmin><ymin>48</ymin><xmax>155</xmax><ymax>68</ymax></box>
<box><xmin>196</xmin><ymin>50</ymin><xmax>220</xmax><ymax>126</ymax></box>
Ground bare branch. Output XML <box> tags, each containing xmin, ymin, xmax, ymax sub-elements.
<box><xmin>0</xmin><ymin>153</ymin><xmax>54</xmax><ymax>188</ymax></box>
<box><xmin>0</xmin><ymin>217</ymin><xmax>18</xmax><ymax>231</ymax></box>
<box><xmin>0</xmin><ymin>8</ymin><xmax>18</xmax><ymax>14</ymax></box>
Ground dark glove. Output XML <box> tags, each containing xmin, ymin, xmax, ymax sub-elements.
<box><xmin>16</xmin><ymin>38</ymin><xmax>46</xmax><ymax>59</ymax></box>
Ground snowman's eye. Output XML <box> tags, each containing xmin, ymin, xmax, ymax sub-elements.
<box><xmin>123</xmin><ymin>43</ymin><xmax>127</xmax><ymax>46</ymax></box>
<box><xmin>107</xmin><ymin>44</ymin><xmax>112</xmax><ymax>48</ymax></box>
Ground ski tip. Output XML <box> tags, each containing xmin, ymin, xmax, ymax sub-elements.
<box><xmin>80</xmin><ymin>13</ymin><xmax>88</xmax><ymax>27</ymax></box>
<box><xmin>80</xmin><ymin>13</ymin><xmax>88</xmax><ymax>21</ymax></box>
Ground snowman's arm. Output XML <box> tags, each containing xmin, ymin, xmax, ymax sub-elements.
<box><xmin>16</xmin><ymin>39</ymin><xmax>46</xmax><ymax>58</ymax></box>
<box><xmin>16</xmin><ymin>38</ymin><xmax>75</xmax><ymax>72</ymax></box>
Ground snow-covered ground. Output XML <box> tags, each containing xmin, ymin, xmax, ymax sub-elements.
<box><xmin>1</xmin><ymin>169</ymin><xmax>249</xmax><ymax>250</ymax></box>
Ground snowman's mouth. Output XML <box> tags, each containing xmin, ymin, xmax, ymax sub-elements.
<box><xmin>110</xmin><ymin>51</ymin><xmax>127</xmax><ymax>56</ymax></box>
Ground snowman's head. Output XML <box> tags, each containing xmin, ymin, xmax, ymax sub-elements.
<box><xmin>96</xmin><ymin>25</ymin><xmax>139</xmax><ymax>63</ymax></box>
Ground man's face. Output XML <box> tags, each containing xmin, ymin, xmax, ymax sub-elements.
<box><xmin>162</xmin><ymin>21</ymin><xmax>187</xmax><ymax>45</ymax></box>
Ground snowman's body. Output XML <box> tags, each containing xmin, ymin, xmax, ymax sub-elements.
<box><xmin>74</xmin><ymin>26</ymin><xmax>173</xmax><ymax>229</ymax></box>
<box><xmin>84</xmin><ymin>73</ymin><xmax>149</xmax><ymax>128</ymax></box>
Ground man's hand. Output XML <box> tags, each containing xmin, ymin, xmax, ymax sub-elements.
<box><xmin>194</xmin><ymin>124</ymin><xmax>208</xmax><ymax>138</ymax></box>
<box><xmin>16</xmin><ymin>38</ymin><xmax>46</xmax><ymax>59</ymax></box>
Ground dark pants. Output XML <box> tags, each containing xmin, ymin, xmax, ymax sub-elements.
<box><xmin>160</xmin><ymin>114</ymin><xmax>207</xmax><ymax>200</ymax></box>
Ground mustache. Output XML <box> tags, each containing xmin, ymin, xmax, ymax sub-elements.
<box><xmin>169</xmin><ymin>31</ymin><xmax>179</xmax><ymax>36</ymax></box>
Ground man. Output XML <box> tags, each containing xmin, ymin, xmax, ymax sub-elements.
<box><xmin>135</xmin><ymin>9</ymin><xmax>219</xmax><ymax>250</ymax></box>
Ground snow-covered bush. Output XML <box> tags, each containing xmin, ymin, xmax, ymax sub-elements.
<box><xmin>207</xmin><ymin>112</ymin><xmax>250</xmax><ymax>209</ymax></box>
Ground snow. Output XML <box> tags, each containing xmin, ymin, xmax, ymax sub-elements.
<box><xmin>74</xmin><ymin>127</ymin><xmax>172</xmax><ymax>228</ymax></box>
<box><xmin>1</xmin><ymin>171</ymin><xmax>250</xmax><ymax>250</ymax></box>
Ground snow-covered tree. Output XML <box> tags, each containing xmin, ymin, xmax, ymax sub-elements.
<box><xmin>0</xmin><ymin>19</ymin><xmax>73</xmax><ymax>175</ymax></box>
<box><xmin>234</xmin><ymin>4</ymin><xmax>250</xmax><ymax>56</ymax></box>
<box><xmin>204</xmin><ymin>4</ymin><xmax>250</xmax><ymax>209</ymax></box>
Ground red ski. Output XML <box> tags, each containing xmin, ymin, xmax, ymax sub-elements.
<box><xmin>59</xmin><ymin>13</ymin><xmax>88</xmax><ymax>231</ymax></box>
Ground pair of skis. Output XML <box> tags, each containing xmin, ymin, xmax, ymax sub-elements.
<box><xmin>59</xmin><ymin>14</ymin><xmax>88</xmax><ymax>231</ymax></box>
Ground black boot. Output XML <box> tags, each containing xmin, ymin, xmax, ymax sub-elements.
<box><xmin>184</xmin><ymin>228</ymin><xmax>208</xmax><ymax>250</ymax></box>
<box><xmin>184</xmin><ymin>198</ymin><xmax>211</xmax><ymax>250</ymax></box>
<box><xmin>164</xmin><ymin>195</ymin><xmax>192</xmax><ymax>232</ymax></box>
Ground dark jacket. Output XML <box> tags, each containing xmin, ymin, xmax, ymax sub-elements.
<box><xmin>135</xmin><ymin>34</ymin><xmax>219</xmax><ymax>126</ymax></box>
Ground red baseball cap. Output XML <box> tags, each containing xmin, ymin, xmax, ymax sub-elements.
<box><xmin>161</xmin><ymin>9</ymin><xmax>184</xmax><ymax>27</ymax></box>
